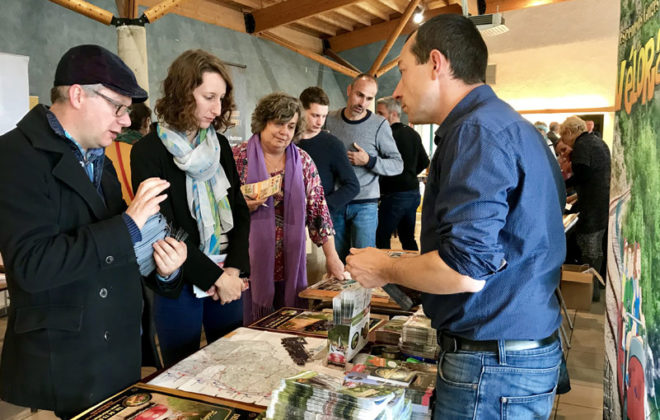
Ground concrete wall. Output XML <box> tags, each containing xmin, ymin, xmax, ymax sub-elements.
<box><xmin>0</xmin><ymin>0</ymin><xmax>346</xmax><ymax>141</ymax></box>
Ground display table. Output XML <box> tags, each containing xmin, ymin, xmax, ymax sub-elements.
<box><xmin>146</xmin><ymin>327</ymin><xmax>345</xmax><ymax>408</ymax></box>
<box><xmin>72</xmin><ymin>382</ymin><xmax>263</xmax><ymax>419</ymax></box>
<box><xmin>299</xmin><ymin>277</ymin><xmax>404</xmax><ymax>310</ymax></box>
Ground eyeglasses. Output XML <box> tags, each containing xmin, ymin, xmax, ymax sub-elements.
<box><xmin>93</xmin><ymin>90</ymin><xmax>131</xmax><ymax>117</ymax></box>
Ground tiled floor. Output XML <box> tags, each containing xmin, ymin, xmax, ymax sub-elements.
<box><xmin>551</xmin><ymin>297</ymin><xmax>605</xmax><ymax>419</ymax></box>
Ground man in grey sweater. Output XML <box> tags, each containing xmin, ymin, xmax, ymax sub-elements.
<box><xmin>325</xmin><ymin>74</ymin><xmax>403</xmax><ymax>261</ymax></box>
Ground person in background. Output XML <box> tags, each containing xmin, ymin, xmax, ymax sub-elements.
<box><xmin>555</xmin><ymin>140</ymin><xmax>573</xmax><ymax>180</ymax></box>
<box><xmin>584</xmin><ymin>120</ymin><xmax>602</xmax><ymax>138</ymax></box>
<box><xmin>375</xmin><ymin>96</ymin><xmax>429</xmax><ymax>251</ymax></box>
<box><xmin>548</xmin><ymin>121</ymin><xmax>561</xmax><ymax>147</ymax></box>
<box><xmin>0</xmin><ymin>44</ymin><xmax>186</xmax><ymax>418</ymax></box>
<box><xmin>346</xmin><ymin>15</ymin><xmax>565</xmax><ymax>419</ymax></box>
<box><xmin>131</xmin><ymin>49</ymin><xmax>250</xmax><ymax>366</ymax></box>
<box><xmin>560</xmin><ymin>116</ymin><xmax>610</xmax><ymax>301</ymax></box>
<box><xmin>534</xmin><ymin>121</ymin><xmax>557</xmax><ymax>156</ymax></box>
<box><xmin>233</xmin><ymin>93</ymin><xmax>343</xmax><ymax>324</ymax></box>
<box><xmin>117</xmin><ymin>102</ymin><xmax>152</xmax><ymax>144</ymax></box>
<box><xmin>297</xmin><ymin>86</ymin><xmax>359</xmax><ymax>225</ymax></box>
<box><xmin>325</xmin><ymin>74</ymin><xmax>403</xmax><ymax>261</ymax></box>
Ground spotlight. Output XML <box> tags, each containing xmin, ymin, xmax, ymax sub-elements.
<box><xmin>412</xmin><ymin>6</ymin><xmax>424</xmax><ymax>24</ymax></box>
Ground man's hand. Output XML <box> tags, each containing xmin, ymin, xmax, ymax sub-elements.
<box><xmin>347</xmin><ymin>143</ymin><xmax>370</xmax><ymax>166</ymax></box>
<box><xmin>345</xmin><ymin>247</ymin><xmax>392</xmax><ymax>288</ymax></box>
<box><xmin>208</xmin><ymin>267</ymin><xmax>244</xmax><ymax>304</ymax></box>
<box><xmin>154</xmin><ymin>237</ymin><xmax>187</xmax><ymax>277</ymax></box>
<box><xmin>126</xmin><ymin>178</ymin><xmax>170</xmax><ymax>229</ymax></box>
<box><xmin>244</xmin><ymin>194</ymin><xmax>268</xmax><ymax>213</ymax></box>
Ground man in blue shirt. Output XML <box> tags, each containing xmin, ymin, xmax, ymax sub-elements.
<box><xmin>346</xmin><ymin>15</ymin><xmax>566</xmax><ymax>419</ymax></box>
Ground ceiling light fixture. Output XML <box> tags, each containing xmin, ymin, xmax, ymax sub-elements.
<box><xmin>412</xmin><ymin>6</ymin><xmax>424</xmax><ymax>24</ymax></box>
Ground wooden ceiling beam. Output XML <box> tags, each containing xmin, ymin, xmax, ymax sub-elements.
<box><xmin>116</xmin><ymin>0</ymin><xmax>138</xmax><ymax>18</ymax></box>
<box><xmin>295</xmin><ymin>17</ymin><xmax>338</xmax><ymax>36</ymax></box>
<box><xmin>138</xmin><ymin>0</ymin><xmax>245</xmax><ymax>30</ymax></box>
<box><xmin>47</xmin><ymin>0</ymin><xmax>114</xmax><ymax>25</ymax></box>
<box><xmin>324</xmin><ymin>48</ymin><xmax>362</xmax><ymax>73</ymax></box>
<box><xmin>260</xmin><ymin>32</ymin><xmax>360</xmax><ymax>78</ymax></box>
<box><xmin>143</xmin><ymin>0</ymin><xmax>192</xmax><ymax>24</ymax></box>
<box><xmin>333</xmin><ymin>6</ymin><xmax>372</xmax><ymax>26</ymax></box>
<box><xmin>379</xmin><ymin>0</ymin><xmax>404</xmax><ymax>13</ymax></box>
<box><xmin>316</xmin><ymin>13</ymin><xmax>354</xmax><ymax>32</ymax></box>
<box><xmin>368</xmin><ymin>0</ymin><xmax>420</xmax><ymax>75</ymax></box>
<box><xmin>354</xmin><ymin>2</ymin><xmax>389</xmax><ymax>21</ymax></box>
<box><xmin>375</xmin><ymin>56</ymin><xmax>398</xmax><ymax>78</ymax></box>
<box><xmin>226</xmin><ymin>0</ymin><xmax>261</xmax><ymax>10</ymax></box>
<box><xmin>250</xmin><ymin>0</ymin><xmax>363</xmax><ymax>33</ymax></box>
<box><xmin>328</xmin><ymin>3</ymin><xmax>461</xmax><ymax>52</ymax></box>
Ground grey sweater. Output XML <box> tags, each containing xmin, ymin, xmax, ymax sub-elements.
<box><xmin>325</xmin><ymin>109</ymin><xmax>403</xmax><ymax>201</ymax></box>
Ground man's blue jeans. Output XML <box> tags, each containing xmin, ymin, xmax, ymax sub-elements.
<box><xmin>332</xmin><ymin>202</ymin><xmax>378</xmax><ymax>262</ymax></box>
<box><xmin>376</xmin><ymin>189</ymin><xmax>421</xmax><ymax>251</ymax></box>
<box><xmin>433</xmin><ymin>337</ymin><xmax>562</xmax><ymax>419</ymax></box>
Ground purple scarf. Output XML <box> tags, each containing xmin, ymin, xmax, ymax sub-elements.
<box><xmin>243</xmin><ymin>133</ymin><xmax>307</xmax><ymax>324</ymax></box>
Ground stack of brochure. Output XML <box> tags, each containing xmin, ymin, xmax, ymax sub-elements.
<box><xmin>327</xmin><ymin>284</ymin><xmax>372</xmax><ymax>366</ymax></box>
<box><xmin>266</xmin><ymin>371</ymin><xmax>412</xmax><ymax>420</ymax></box>
<box><xmin>374</xmin><ymin>315</ymin><xmax>408</xmax><ymax>345</ymax></box>
<box><xmin>346</xmin><ymin>355</ymin><xmax>436</xmax><ymax>420</ymax></box>
<box><xmin>399</xmin><ymin>311</ymin><xmax>439</xmax><ymax>361</ymax></box>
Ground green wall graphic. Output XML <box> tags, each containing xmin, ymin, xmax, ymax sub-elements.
<box><xmin>606</xmin><ymin>1</ymin><xmax>660</xmax><ymax>418</ymax></box>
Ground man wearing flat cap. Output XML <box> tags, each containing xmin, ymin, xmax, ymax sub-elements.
<box><xmin>0</xmin><ymin>45</ymin><xmax>187</xmax><ymax>418</ymax></box>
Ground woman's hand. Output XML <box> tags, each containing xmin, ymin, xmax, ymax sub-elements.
<box><xmin>154</xmin><ymin>237</ymin><xmax>187</xmax><ymax>277</ymax></box>
<box><xmin>208</xmin><ymin>267</ymin><xmax>244</xmax><ymax>304</ymax></box>
<box><xmin>244</xmin><ymin>194</ymin><xmax>268</xmax><ymax>212</ymax></box>
<box><xmin>321</xmin><ymin>236</ymin><xmax>345</xmax><ymax>280</ymax></box>
<box><xmin>326</xmin><ymin>253</ymin><xmax>345</xmax><ymax>280</ymax></box>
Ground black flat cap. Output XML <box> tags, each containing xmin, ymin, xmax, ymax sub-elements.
<box><xmin>54</xmin><ymin>44</ymin><xmax>148</xmax><ymax>103</ymax></box>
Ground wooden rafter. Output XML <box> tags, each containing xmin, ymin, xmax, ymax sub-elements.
<box><xmin>324</xmin><ymin>48</ymin><xmax>362</xmax><ymax>73</ymax></box>
<box><xmin>327</xmin><ymin>3</ymin><xmax>461</xmax><ymax>52</ymax></box>
<box><xmin>368</xmin><ymin>0</ymin><xmax>419</xmax><ymax>74</ymax></box>
<box><xmin>296</xmin><ymin>17</ymin><xmax>338</xmax><ymax>36</ymax></box>
<box><xmin>379</xmin><ymin>0</ymin><xmax>404</xmax><ymax>13</ymax></box>
<box><xmin>47</xmin><ymin>0</ymin><xmax>114</xmax><ymax>25</ymax></box>
<box><xmin>143</xmin><ymin>0</ymin><xmax>191</xmax><ymax>23</ymax></box>
<box><xmin>250</xmin><ymin>0</ymin><xmax>363</xmax><ymax>33</ymax></box>
<box><xmin>316</xmin><ymin>13</ymin><xmax>354</xmax><ymax>32</ymax></box>
<box><xmin>260</xmin><ymin>32</ymin><xmax>360</xmax><ymax>78</ymax></box>
<box><xmin>375</xmin><ymin>56</ymin><xmax>398</xmax><ymax>78</ymax></box>
<box><xmin>115</xmin><ymin>0</ymin><xmax>139</xmax><ymax>18</ymax></box>
<box><xmin>333</xmin><ymin>7</ymin><xmax>372</xmax><ymax>26</ymax></box>
<box><xmin>355</xmin><ymin>2</ymin><xmax>390</xmax><ymax>21</ymax></box>
<box><xmin>138</xmin><ymin>0</ymin><xmax>245</xmax><ymax>31</ymax></box>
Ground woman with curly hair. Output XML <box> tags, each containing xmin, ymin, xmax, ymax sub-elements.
<box><xmin>233</xmin><ymin>93</ymin><xmax>343</xmax><ymax>324</ymax></box>
<box><xmin>131</xmin><ymin>50</ymin><xmax>250</xmax><ymax>365</ymax></box>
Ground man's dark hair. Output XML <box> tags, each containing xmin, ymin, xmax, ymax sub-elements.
<box><xmin>128</xmin><ymin>102</ymin><xmax>152</xmax><ymax>131</ymax></box>
<box><xmin>409</xmin><ymin>14</ymin><xmax>488</xmax><ymax>84</ymax></box>
<box><xmin>299</xmin><ymin>86</ymin><xmax>329</xmax><ymax>109</ymax></box>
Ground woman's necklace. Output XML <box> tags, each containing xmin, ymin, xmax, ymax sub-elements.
<box><xmin>264</xmin><ymin>153</ymin><xmax>285</xmax><ymax>173</ymax></box>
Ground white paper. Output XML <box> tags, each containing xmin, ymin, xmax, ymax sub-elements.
<box><xmin>0</xmin><ymin>52</ymin><xmax>29</xmax><ymax>135</ymax></box>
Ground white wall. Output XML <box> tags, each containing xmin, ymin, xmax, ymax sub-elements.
<box><xmin>484</xmin><ymin>0</ymin><xmax>621</xmax><ymax>146</ymax></box>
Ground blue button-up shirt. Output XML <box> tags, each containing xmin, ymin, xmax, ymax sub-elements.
<box><xmin>421</xmin><ymin>85</ymin><xmax>566</xmax><ymax>340</ymax></box>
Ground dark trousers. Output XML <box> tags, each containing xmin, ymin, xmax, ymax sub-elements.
<box><xmin>376</xmin><ymin>190</ymin><xmax>421</xmax><ymax>251</ymax></box>
<box><xmin>153</xmin><ymin>284</ymin><xmax>243</xmax><ymax>366</ymax></box>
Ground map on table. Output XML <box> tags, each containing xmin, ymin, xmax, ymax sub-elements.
<box><xmin>148</xmin><ymin>328</ymin><xmax>343</xmax><ymax>407</ymax></box>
